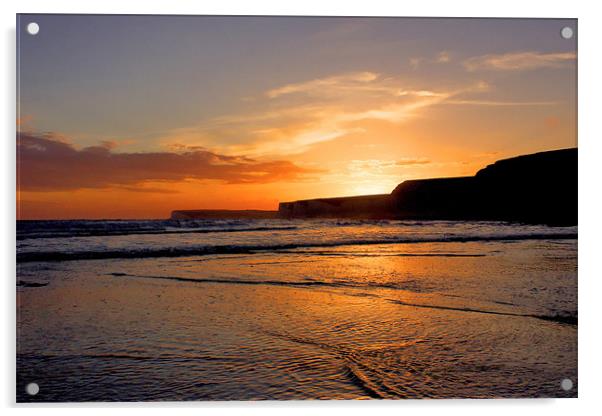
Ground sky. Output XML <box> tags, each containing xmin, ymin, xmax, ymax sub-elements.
<box><xmin>17</xmin><ymin>15</ymin><xmax>577</xmax><ymax>219</ymax></box>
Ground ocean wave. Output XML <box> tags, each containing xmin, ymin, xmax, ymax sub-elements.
<box><xmin>17</xmin><ymin>225</ymin><xmax>298</xmax><ymax>240</ymax></box>
<box><xmin>16</xmin><ymin>231</ymin><xmax>577</xmax><ymax>263</ymax></box>
<box><xmin>15</xmin><ymin>218</ymin><xmax>529</xmax><ymax>240</ymax></box>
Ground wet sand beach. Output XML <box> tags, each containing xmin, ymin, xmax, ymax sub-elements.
<box><xmin>17</xmin><ymin>220</ymin><xmax>577</xmax><ymax>401</ymax></box>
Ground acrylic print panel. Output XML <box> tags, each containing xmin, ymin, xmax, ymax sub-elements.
<box><xmin>16</xmin><ymin>14</ymin><xmax>577</xmax><ymax>402</ymax></box>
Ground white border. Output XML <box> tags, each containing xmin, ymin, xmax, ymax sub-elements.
<box><xmin>2</xmin><ymin>1</ymin><xmax>601</xmax><ymax>415</ymax></box>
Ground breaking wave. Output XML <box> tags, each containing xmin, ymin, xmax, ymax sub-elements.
<box><xmin>17</xmin><ymin>231</ymin><xmax>576</xmax><ymax>262</ymax></box>
<box><xmin>17</xmin><ymin>219</ymin><xmax>298</xmax><ymax>240</ymax></box>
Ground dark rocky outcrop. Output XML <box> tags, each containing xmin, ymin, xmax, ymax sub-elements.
<box><xmin>389</xmin><ymin>176</ymin><xmax>478</xmax><ymax>220</ymax></box>
<box><xmin>470</xmin><ymin>148</ymin><xmax>577</xmax><ymax>225</ymax></box>
<box><xmin>279</xmin><ymin>148</ymin><xmax>577</xmax><ymax>225</ymax></box>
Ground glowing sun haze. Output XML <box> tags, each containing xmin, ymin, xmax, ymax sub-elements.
<box><xmin>17</xmin><ymin>15</ymin><xmax>576</xmax><ymax>219</ymax></box>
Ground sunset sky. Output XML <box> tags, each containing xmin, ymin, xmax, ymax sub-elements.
<box><xmin>17</xmin><ymin>15</ymin><xmax>576</xmax><ymax>219</ymax></box>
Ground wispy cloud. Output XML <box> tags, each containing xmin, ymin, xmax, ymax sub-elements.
<box><xmin>436</xmin><ymin>51</ymin><xmax>451</xmax><ymax>63</ymax></box>
<box><xmin>266</xmin><ymin>71</ymin><xmax>378</xmax><ymax>98</ymax></box>
<box><xmin>409</xmin><ymin>51</ymin><xmax>451</xmax><ymax>70</ymax></box>
<box><xmin>18</xmin><ymin>133</ymin><xmax>317</xmax><ymax>191</ymax></box>
<box><xmin>444</xmin><ymin>99</ymin><xmax>557</xmax><ymax>106</ymax></box>
<box><xmin>158</xmin><ymin>71</ymin><xmax>557</xmax><ymax>158</ymax></box>
<box><xmin>347</xmin><ymin>158</ymin><xmax>431</xmax><ymax>172</ymax></box>
<box><xmin>464</xmin><ymin>51</ymin><xmax>576</xmax><ymax>71</ymax></box>
<box><xmin>396</xmin><ymin>158</ymin><xmax>431</xmax><ymax>165</ymax></box>
<box><xmin>161</xmin><ymin>73</ymin><xmax>458</xmax><ymax>156</ymax></box>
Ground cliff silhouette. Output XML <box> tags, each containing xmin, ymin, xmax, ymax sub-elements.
<box><xmin>278</xmin><ymin>148</ymin><xmax>577</xmax><ymax>225</ymax></box>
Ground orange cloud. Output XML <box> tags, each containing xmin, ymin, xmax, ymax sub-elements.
<box><xmin>155</xmin><ymin>72</ymin><xmax>557</xmax><ymax>160</ymax></box>
<box><xmin>17</xmin><ymin>133</ymin><xmax>317</xmax><ymax>191</ymax></box>
<box><xmin>165</xmin><ymin>74</ymin><xmax>459</xmax><ymax>156</ymax></box>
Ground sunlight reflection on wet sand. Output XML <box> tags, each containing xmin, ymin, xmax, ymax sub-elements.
<box><xmin>17</xmin><ymin>239</ymin><xmax>576</xmax><ymax>401</ymax></box>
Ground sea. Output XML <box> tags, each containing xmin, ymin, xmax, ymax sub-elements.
<box><xmin>16</xmin><ymin>219</ymin><xmax>578</xmax><ymax>401</ymax></box>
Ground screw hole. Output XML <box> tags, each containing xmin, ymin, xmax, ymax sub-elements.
<box><xmin>560</xmin><ymin>378</ymin><xmax>573</xmax><ymax>391</ymax></box>
<box><xmin>25</xmin><ymin>382</ymin><xmax>39</xmax><ymax>396</ymax></box>
<box><xmin>26</xmin><ymin>22</ymin><xmax>40</xmax><ymax>36</ymax></box>
<box><xmin>560</xmin><ymin>26</ymin><xmax>573</xmax><ymax>40</ymax></box>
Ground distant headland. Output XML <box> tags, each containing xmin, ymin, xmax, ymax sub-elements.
<box><xmin>170</xmin><ymin>209</ymin><xmax>279</xmax><ymax>220</ymax></box>
<box><xmin>171</xmin><ymin>148</ymin><xmax>577</xmax><ymax>225</ymax></box>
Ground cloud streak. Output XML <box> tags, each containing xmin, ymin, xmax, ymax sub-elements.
<box><xmin>409</xmin><ymin>51</ymin><xmax>451</xmax><ymax>70</ymax></box>
<box><xmin>396</xmin><ymin>158</ymin><xmax>431</xmax><ymax>166</ymax></box>
<box><xmin>160</xmin><ymin>74</ymin><xmax>458</xmax><ymax>157</ymax></box>
<box><xmin>464</xmin><ymin>51</ymin><xmax>576</xmax><ymax>71</ymax></box>
<box><xmin>196</xmin><ymin>74</ymin><xmax>460</xmax><ymax>155</ymax></box>
<box><xmin>18</xmin><ymin>133</ymin><xmax>317</xmax><ymax>191</ymax></box>
<box><xmin>444</xmin><ymin>99</ymin><xmax>557</xmax><ymax>106</ymax></box>
<box><xmin>266</xmin><ymin>71</ymin><xmax>379</xmax><ymax>98</ymax></box>
<box><xmin>158</xmin><ymin>70</ymin><xmax>560</xmax><ymax>158</ymax></box>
